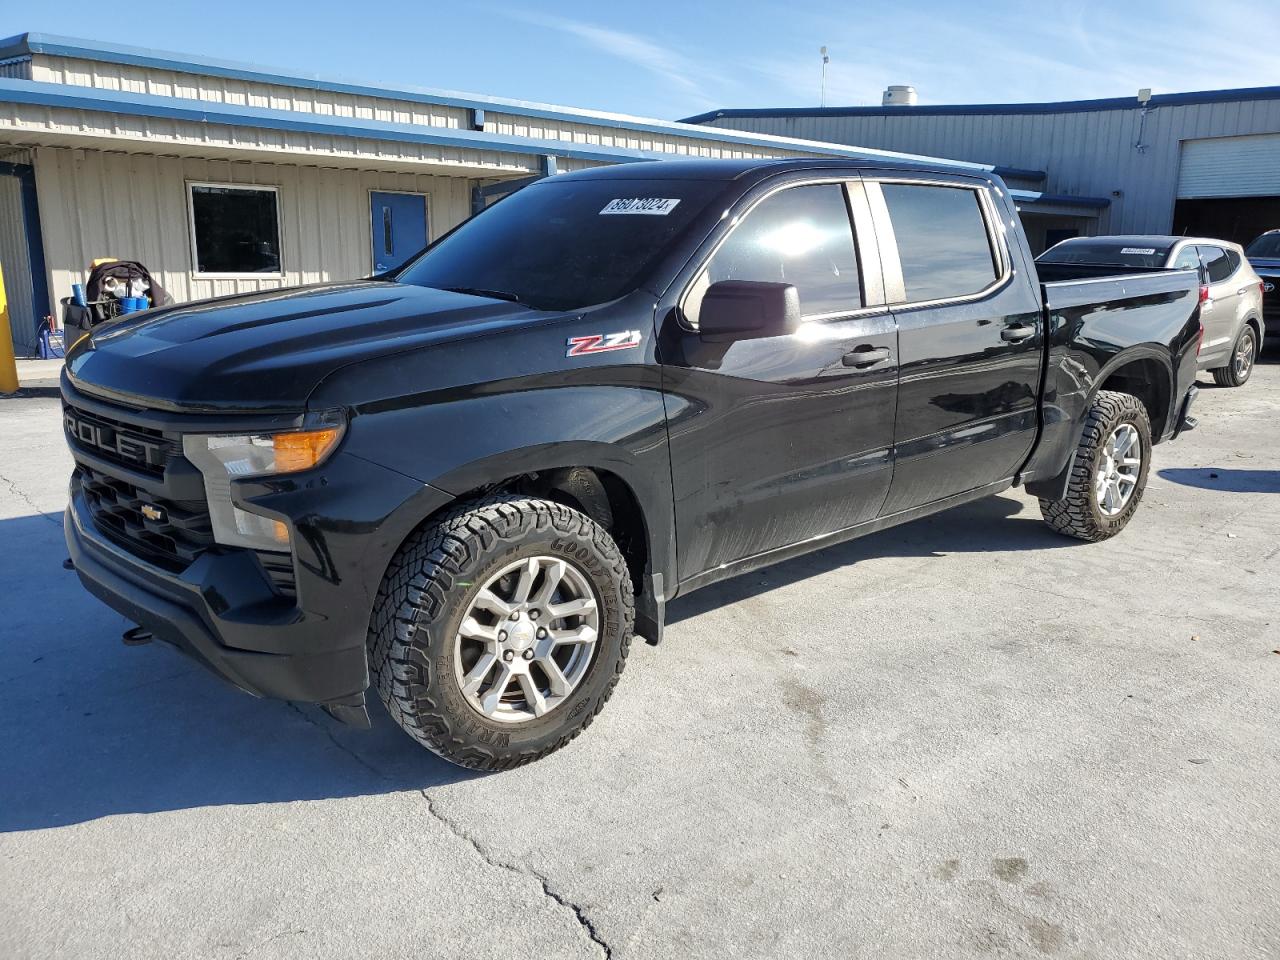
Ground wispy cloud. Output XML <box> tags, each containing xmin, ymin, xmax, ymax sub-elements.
<box><xmin>501</xmin><ymin>10</ymin><xmax>723</xmax><ymax>109</ymax></box>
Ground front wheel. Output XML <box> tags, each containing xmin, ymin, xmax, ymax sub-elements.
<box><xmin>1039</xmin><ymin>390</ymin><xmax>1152</xmax><ymax>542</ymax></box>
<box><xmin>1211</xmin><ymin>325</ymin><xmax>1256</xmax><ymax>387</ymax></box>
<box><xmin>367</xmin><ymin>496</ymin><xmax>634</xmax><ymax>770</ymax></box>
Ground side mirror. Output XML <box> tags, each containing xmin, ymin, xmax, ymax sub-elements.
<box><xmin>697</xmin><ymin>280</ymin><xmax>801</xmax><ymax>342</ymax></box>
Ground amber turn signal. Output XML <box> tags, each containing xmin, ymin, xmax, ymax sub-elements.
<box><xmin>273</xmin><ymin>427</ymin><xmax>343</xmax><ymax>474</ymax></box>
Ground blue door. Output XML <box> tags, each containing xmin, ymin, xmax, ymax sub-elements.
<box><xmin>370</xmin><ymin>191</ymin><xmax>428</xmax><ymax>273</ymax></box>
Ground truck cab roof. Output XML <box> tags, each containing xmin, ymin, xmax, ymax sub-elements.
<box><xmin>554</xmin><ymin>156</ymin><xmax>999</xmax><ymax>183</ymax></box>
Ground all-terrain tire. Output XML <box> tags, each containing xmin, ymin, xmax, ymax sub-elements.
<box><xmin>1039</xmin><ymin>390</ymin><xmax>1152</xmax><ymax>542</ymax></box>
<box><xmin>367</xmin><ymin>495</ymin><xmax>634</xmax><ymax>771</ymax></box>
<box><xmin>1211</xmin><ymin>325</ymin><xmax>1256</xmax><ymax>387</ymax></box>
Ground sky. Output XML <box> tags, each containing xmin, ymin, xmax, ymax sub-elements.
<box><xmin>7</xmin><ymin>0</ymin><xmax>1280</xmax><ymax>120</ymax></box>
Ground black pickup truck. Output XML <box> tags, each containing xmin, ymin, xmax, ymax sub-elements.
<box><xmin>62</xmin><ymin>158</ymin><xmax>1202</xmax><ymax>769</ymax></box>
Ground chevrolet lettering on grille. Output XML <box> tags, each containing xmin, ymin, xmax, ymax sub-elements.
<box><xmin>64</xmin><ymin>412</ymin><xmax>166</xmax><ymax>469</ymax></box>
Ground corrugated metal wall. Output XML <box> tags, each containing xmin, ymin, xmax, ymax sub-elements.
<box><xmin>30</xmin><ymin>54</ymin><xmax>816</xmax><ymax>163</ymax></box>
<box><xmin>0</xmin><ymin>100</ymin><xmax>542</xmax><ymax>178</ymax></box>
<box><xmin>0</xmin><ymin>171</ymin><xmax>37</xmax><ymax>355</ymax></box>
<box><xmin>0</xmin><ymin>56</ymin><xmax>31</xmax><ymax>80</ymax></box>
<box><xmin>32</xmin><ymin>146</ymin><xmax>473</xmax><ymax>307</ymax></box>
<box><xmin>704</xmin><ymin>97</ymin><xmax>1280</xmax><ymax>234</ymax></box>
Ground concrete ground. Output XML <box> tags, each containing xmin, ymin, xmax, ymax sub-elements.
<box><xmin>1</xmin><ymin>359</ymin><xmax>1278</xmax><ymax>960</ymax></box>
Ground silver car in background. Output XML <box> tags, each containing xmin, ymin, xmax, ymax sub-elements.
<box><xmin>1038</xmin><ymin>236</ymin><xmax>1265</xmax><ymax>387</ymax></box>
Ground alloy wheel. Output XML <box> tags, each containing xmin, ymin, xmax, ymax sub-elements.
<box><xmin>1094</xmin><ymin>423</ymin><xmax>1142</xmax><ymax>517</ymax></box>
<box><xmin>1234</xmin><ymin>331</ymin><xmax>1255</xmax><ymax>380</ymax></box>
<box><xmin>452</xmin><ymin>555</ymin><xmax>600</xmax><ymax>724</ymax></box>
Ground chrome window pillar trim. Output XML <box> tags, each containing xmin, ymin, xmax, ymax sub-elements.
<box><xmin>844</xmin><ymin>178</ymin><xmax>886</xmax><ymax>309</ymax></box>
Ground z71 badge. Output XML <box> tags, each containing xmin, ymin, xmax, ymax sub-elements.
<box><xmin>566</xmin><ymin>330</ymin><xmax>642</xmax><ymax>357</ymax></box>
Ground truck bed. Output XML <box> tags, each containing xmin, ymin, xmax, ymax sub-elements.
<box><xmin>1020</xmin><ymin>266</ymin><xmax>1202</xmax><ymax>500</ymax></box>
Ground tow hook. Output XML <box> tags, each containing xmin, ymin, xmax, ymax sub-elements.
<box><xmin>122</xmin><ymin>626</ymin><xmax>154</xmax><ymax>646</ymax></box>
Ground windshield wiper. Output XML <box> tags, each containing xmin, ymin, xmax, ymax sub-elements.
<box><xmin>437</xmin><ymin>285</ymin><xmax>526</xmax><ymax>305</ymax></box>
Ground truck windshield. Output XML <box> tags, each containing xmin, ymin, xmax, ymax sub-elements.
<box><xmin>1246</xmin><ymin>234</ymin><xmax>1280</xmax><ymax>258</ymax></box>
<box><xmin>1038</xmin><ymin>240</ymin><xmax>1175</xmax><ymax>269</ymax></box>
<box><xmin>394</xmin><ymin>178</ymin><xmax>726</xmax><ymax>311</ymax></box>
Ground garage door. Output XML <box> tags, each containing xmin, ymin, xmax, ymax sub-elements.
<box><xmin>1178</xmin><ymin>133</ymin><xmax>1280</xmax><ymax>199</ymax></box>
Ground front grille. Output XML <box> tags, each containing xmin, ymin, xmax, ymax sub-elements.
<box><xmin>68</xmin><ymin>394</ymin><xmax>299</xmax><ymax>599</ymax></box>
<box><xmin>1263</xmin><ymin>290</ymin><xmax>1280</xmax><ymax>326</ymax></box>
<box><xmin>79</xmin><ymin>465</ymin><xmax>214</xmax><ymax>572</ymax></box>
<box><xmin>63</xmin><ymin>403</ymin><xmax>175</xmax><ymax>477</ymax></box>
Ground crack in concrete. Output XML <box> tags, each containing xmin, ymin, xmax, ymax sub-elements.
<box><xmin>419</xmin><ymin>788</ymin><xmax>612</xmax><ymax>959</ymax></box>
<box><xmin>286</xmin><ymin>702</ymin><xmax>611</xmax><ymax>957</ymax></box>
<box><xmin>231</xmin><ymin>927</ymin><xmax>306</xmax><ymax>960</ymax></box>
<box><xmin>0</xmin><ymin>471</ymin><xmax>63</xmax><ymax>526</ymax></box>
<box><xmin>284</xmin><ymin>702</ymin><xmax>386</xmax><ymax>781</ymax></box>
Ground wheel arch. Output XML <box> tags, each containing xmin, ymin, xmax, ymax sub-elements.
<box><xmin>1093</xmin><ymin>350</ymin><xmax>1173</xmax><ymax>441</ymax></box>
<box><xmin>371</xmin><ymin>443</ymin><xmax>673</xmax><ymax>644</ymax></box>
<box><xmin>1025</xmin><ymin>345</ymin><xmax>1174</xmax><ymax>501</ymax></box>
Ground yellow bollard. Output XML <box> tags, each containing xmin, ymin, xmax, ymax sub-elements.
<box><xmin>0</xmin><ymin>261</ymin><xmax>19</xmax><ymax>394</ymax></box>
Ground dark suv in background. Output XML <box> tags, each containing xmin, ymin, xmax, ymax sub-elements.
<box><xmin>1245</xmin><ymin>230</ymin><xmax>1280</xmax><ymax>350</ymax></box>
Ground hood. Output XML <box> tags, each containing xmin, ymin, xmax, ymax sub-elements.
<box><xmin>67</xmin><ymin>281</ymin><xmax>555</xmax><ymax>411</ymax></box>
<box><xmin>1247</xmin><ymin>256</ymin><xmax>1280</xmax><ymax>275</ymax></box>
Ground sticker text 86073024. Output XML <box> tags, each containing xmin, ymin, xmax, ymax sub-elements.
<box><xmin>599</xmin><ymin>198</ymin><xmax>681</xmax><ymax>216</ymax></box>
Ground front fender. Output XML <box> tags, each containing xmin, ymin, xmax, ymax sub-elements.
<box><xmin>346</xmin><ymin>387</ymin><xmax>673</xmax><ymax>576</ymax></box>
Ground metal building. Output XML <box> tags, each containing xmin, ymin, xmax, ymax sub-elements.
<box><xmin>685</xmin><ymin>87</ymin><xmax>1280</xmax><ymax>254</ymax></box>
<box><xmin>0</xmin><ymin>32</ymin><xmax>1002</xmax><ymax>357</ymax></box>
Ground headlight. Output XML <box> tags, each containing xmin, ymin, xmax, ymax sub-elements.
<box><xmin>183</xmin><ymin>416</ymin><xmax>345</xmax><ymax>551</ymax></box>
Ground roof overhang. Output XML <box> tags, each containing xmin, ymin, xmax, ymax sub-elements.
<box><xmin>1011</xmin><ymin>190</ymin><xmax>1111</xmax><ymax>218</ymax></box>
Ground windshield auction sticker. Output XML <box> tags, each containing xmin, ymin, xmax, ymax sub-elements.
<box><xmin>1120</xmin><ymin>247</ymin><xmax>1157</xmax><ymax>255</ymax></box>
<box><xmin>600</xmin><ymin>198</ymin><xmax>681</xmax><ymax>215</ymax></box>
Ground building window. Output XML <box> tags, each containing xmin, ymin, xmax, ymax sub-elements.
<box><xmin>188</xmin><ymin>183</ymin><xmax>282</xmax><ymax>276</ymax></box>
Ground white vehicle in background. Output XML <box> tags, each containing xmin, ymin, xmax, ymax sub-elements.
<box><xmin>1038</xmin><ymin>236</ymin><xmax>1265</xmax><ymax>387</ymax></box>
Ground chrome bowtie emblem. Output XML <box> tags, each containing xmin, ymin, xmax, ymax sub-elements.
<box><xmin>140</xmin><ymin>504</ymin><xmax>166</xmax><ymax>522</ymax></box>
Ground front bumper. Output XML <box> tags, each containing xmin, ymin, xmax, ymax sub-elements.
<box><xmin>66</xmin><ymin>445</ymin><xmax>453</xmax><ymax>713</ymax></box>
<box><xmin>67</xmin><ymin>489</ymin><xmax>370</xmax><ymax>705</ymax></box>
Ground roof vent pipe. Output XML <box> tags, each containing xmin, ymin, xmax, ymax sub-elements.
<box><xmin>882</xmin><ymin>85</ymin><xmax>918</xmax><ymax>107</ymax></box>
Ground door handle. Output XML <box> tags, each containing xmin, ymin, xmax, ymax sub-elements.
<box><xmin>843</xmin><ymin>345</ymin><xmax>891</xmax><ymax>367</ymax></box>
<box><xmin>1000</xmin><ymin>323</ymin><xmax>1037</xmax><ymax>343</ymax></box>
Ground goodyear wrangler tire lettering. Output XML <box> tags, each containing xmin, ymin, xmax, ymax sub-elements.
<box><xmin>366</xmin><ymin>495</ymin><xmax>634</xmax><ymax>771</ymax></box>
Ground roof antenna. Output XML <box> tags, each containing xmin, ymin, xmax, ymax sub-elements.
<box><xmin>820</xmin><ymin>47</ymin><xmax>830</xmax><ymax>107</ymax></box>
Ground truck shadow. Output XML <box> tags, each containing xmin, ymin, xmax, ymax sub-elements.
<box><xmin>667</xmin><ymin>493</ymin><xmax>1072</xmax><ymax>625</ymax></box>
<box><xmin>1157</xmin><ymin>468</ymin><xmax>1280</xmax><ymax>493</ymax></box>
<box><xmin>0</xmin><ymin>493</ymin><xmax>1066</xmax><ymax>832</ymax></box>
<box><xmin>0</xmin><ymin>513</ymin><xmax>476</xmax><ymax>834</ymax></box>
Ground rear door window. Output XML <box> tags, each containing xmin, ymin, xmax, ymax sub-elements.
<box><xmin>881</xmin><ymin>184</ymin><xmax>998</xmax><ymax>302</ymax></box>
<box><xmin>1198</xmin><ymin>245</ymin><xmax>1233</xmax><ymax>284</ymax></box>
<box><xmin>693</xmin><ymin>182</ymin><xmax>862</xmax><ymax>321</ymax></box>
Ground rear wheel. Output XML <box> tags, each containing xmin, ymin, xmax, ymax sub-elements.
<box><xmin>1039</xmin><ymin>390</ymin><xmax>1152</xmax><ymax>542</ymax></box>
<box><xmin>367</xmin><ymin>496</ymin><xmax>634</xmax><ymax>770</ymax></box>
<box><xmin>1211</xmin><ymin>325</ymin><xmax>1256</xmax><ymax>387</ymax></box>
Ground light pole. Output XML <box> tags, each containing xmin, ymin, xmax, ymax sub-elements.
<box><xmin>820</xmin><ymin>46</ymin><xmax>830</xmax><ymax>107</ymax></box>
